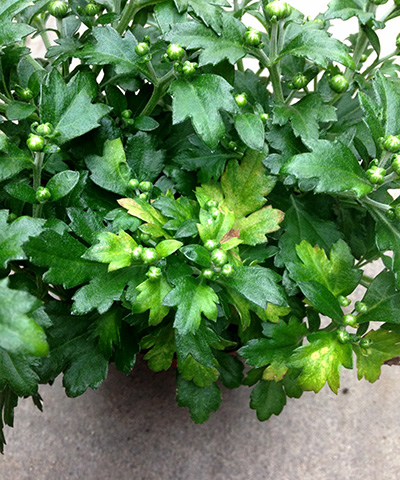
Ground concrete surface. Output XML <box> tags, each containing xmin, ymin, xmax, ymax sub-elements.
<box><xmin>1</xmin><ymin>356</ymin><xmax>400</xmax><ymax>480</ymax></box>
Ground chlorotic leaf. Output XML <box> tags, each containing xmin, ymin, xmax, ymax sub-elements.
<box><xmin>131</xmin><ymin>277</ymin><xmax>172</xmax><ymax>326</ymax></box>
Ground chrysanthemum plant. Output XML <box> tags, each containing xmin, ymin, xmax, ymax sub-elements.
<box><xmin>1</xmin><ymin>0</ymin><xmax>400</xmax><ymax>450</ymax></box>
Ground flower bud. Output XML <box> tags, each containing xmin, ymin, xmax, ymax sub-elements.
<box><xmin>383</xmin><ymin>135</ymin><xmax>400</xmax><ymax>153</ymax></box>
<box><xmin>343</xmin><ymin>314</ymin><xmax>358</xmax><ymax>327</ymax></box>
<box><xmin>264</xmin><ymin>1</ymin><xmax>292</xmax><ymax>20</ymax></box>
<box><xmin>202</xmin><ymin>268</ymin><xmax>215</xmax><ymax>280</ymax></box>
<box><xmin>337</xmin><ymin>295</ymin><xmax>351</xmax><ymax>307</ymax></box>
<box><xmin>291</xmin><ymin>73</ymin><xmax>308</xmax><ymax>90</ymax></box>
<box><xmin>392</xmin><ymin>155</ymin><xmax>400</xmax><ymax>175</ymax></box>
<box><xmin>139</xmin><ymin>181</ymin><xmax>152</xmax><ymax>192</ymax></box>
<box><xmin>146</xmin><ymin>266</ymin><xmax>162</xmax><ymax>281</ymax></box>
<box><xmin>181</xmin><ymin>61</ymin><xmax>197</xmax><ymax>76</ymax></box>
<box><xmin>366</xmin><ymin>166</ymin><xmax>386</xmax><ymax>184</ymax></box>
<box><xmin>211</xmin><ymin>248</ymin><xmax>228</xmax><ymax>267</ymax></box>
<box><xmin>48</xmin><ymin>1</ymin><xmax>68</xmax><ymax>18</ymax></box>
<box><xmin>244</xmin><ymin>28</ymin><xmax>262</xmax><ymax>46</ymax></box>
<box><xmin>235</xmin><ymin>93</ymin><xmax>247</xmax><ymax>107</ymax></box>
<box><xmin>141</xmin><ymin>248</ymin><xmax>158</xmax><ymax>264</ymax></box>
<box><xmin>131</xmin><ymin>245</ymin><xmax>144</xmax><ymax>260</ymax></box>
<box><xmin>166</xmin><ymin>44</ymin><xmax>185</xmax><ymax>61</ymax></box>
<box><xmin>36</xmin><ymin>123</ymin><xmax>53</xmax><ymax>136</ymax></box>
<box><xmin>337</xmin><ymin>329</ymin><xmax>350</xmax><ymax>344</ymax></box>
<box><xmin>360</xmin><ymin>338</ymin><xmax>373</xmax><ymax>349</ymax></box>
<box><xmin>204</xmin><ymin>239</ymin><xmax>219</xmax><ymax>251</ymax></box>
<box><xmin>85</xmin><ymin>2</ymin><xmax>101</xmax><ymax>16</ymax></box>
<box><xmin>355</xmin><ymin>301</ymin><xmax>368</xmax><ymax>314</ymax></box>
<box><xmin>329</xmin><ymin>74</ymin><xmax>349</xmax><ymax>94</ymax></box>
<box><xmin>27</xmin><ymin>134</ymin><xmax>45</xmax><ymax>152</ymax></box>
<box><xmin>35</xmin><ymin>186</ymin><xmax>52</xmax><ymax>203</ymax></box>
<box><xmin>135</xmin><ymin>42</ymin><xmax>150</xmax><ymax>57</ymax></box>
<box><xmin>121</xmin><ymin>109</ymin><xmax>132</xmax><ymax>119</ymax></box>
<box><xmin>221</xmin><ymin>263</ymin><xmax>234</xmax><ymax>277</ymax></box>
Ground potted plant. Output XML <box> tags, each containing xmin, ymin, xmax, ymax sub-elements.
<box><xmin>1</xmin><ymin>0</ymin><xmax>400</xmax><ymax>450</ymax></box>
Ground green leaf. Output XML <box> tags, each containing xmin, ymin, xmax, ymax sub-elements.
<box><xmin>214</xmin><ymin>351</ymin><xmax>244</xmax><ymax>389</ymax></box>
<box><xmin>141</xmin><ymin>324</ymin><xmax>176</xmax><ymax>371</ymax></box>
<box><xmin>76</xmin><ymin>26</ymin><xmax>145</xmax><ymax>75</ymax></box>
<box><xmin>38</xmin><ymin>302</ymin><xmax>108</xmax><ymax>397</ymax></box>
<box><xmin>278</xmin><ymin>29</ymin><xmax>355</xmax><ymax>69</ymax></box>
<box><xmin>222</xmin><ymin>266</ymin><xmax>287</xmax><ymax>309</ymax></box>
<box><xmin>125</xmin><ymin>131</ymin><xmax>165</xmax><ymax>183</ymax></box>
<box><xmin>0</xmin><ymin>279</ymin><xmax>48</xmax><ymax>357</ymax></box>
<box><xmin>0</xmin><ymin>136</ymin><xmax>32</xmax><ymax>182</ymax></box>
<box><xmin>46</xmin><ymin>170</ymin><xmax>80</xmax><ymax>201</ymax></box>
<box><xmin>234</xmin><ymin>113</ymin><xmax>265</xmax><ymax>152</ymax></box>
<box><xmin>4</xmin><ymin>182</ymin><xmax>37</xmax><ymax>204</ymax></box>
<box><xmin>67</xmin><ymin>207</ymin><xmax>105</xmax><ymax>245</ymax></box>
<box><xmin>250</xmin><ymin>380</ymin><xmax>287</xmax><ymax>421</ymax></box>
<box><xmin>164</xmin><ymin>14</ymin><xmax>246</xmax><ymax>66</ymax></box>
<box><xmin>131</xmin><ymin>277</ymin><xmax>172</xmax><ymax>326</ymax></box>
<box><xmin>176</xmin><ymin>376</ymin><xmax>222</xmax><ymax>423</ymax></box>
<box><xmin>221</xmin><ymin>149</ymin><xmax>276</xmax><ymax>218</ymax></box>
<box><xmin>163</xmin><ymin>276</ymin><xmax>219</xmax><ymax>334</ymax></box>
<box><xmin>169</xmin><ymin>73</ymin><xmax>238</xmax><ymax>149</ymax></box>
<box><xmin>173</xmin><ymin>0</ymin><xmax>228</xmax><ymax>32</ymax></box>
<box><xmin>0</xmin><ymin>210</ymin><xmax>45</xmax><ymax>269</ymax></box>
<box><xmin>289</xmin><ymin>331</ymin><xmax>353</xmax><ymax>393</ymax></box>
<box><xmin>40</xmin><ymin>70</ymin><xmax>111</xmax><ymax>144</ymax></box>
<box><xmin>84</xmin><ymin>230</ymin><xmax>137</xmax><ymax>271</ymax></box>
<box><xmin>6</xmin><ymin>101</ymin><xmax>36</xmax><ymax>121</ymax></box>
<box><xmin>0</xmin><ymin>0</ymin><xmax>35</xmax><ymax>47</ymax></box>
<box><xmin>0</xmin><ymin>350</ymin><xmax>39</xmax><ymax>397</ymax></box>
<box><xmin>72</xmin><ymin>267</ymin><xmax>144</xmax><ymax>315</ymax></box>
<box><xmin>276</xmin><ymin>196</ymin><xmax>343</xmax><ymax>266</ymax></box>
<box><xmin>118</xmin><ymin>197</ymin><xmax>169</xmax><ymax>238</ymax></box>
<box><xmin>90</xmin><ymin>306</ymin><xmax>121</xmax><ymax>358</ymax></box>
<box><xmin>297</xmin><ymin>280</ymin><xmax>344</xmax><ymax>323</ymax></box>
<box><xmin>154</xmin><ymin>1</ymin><xmax>186</xmax><ymax>35</ymax></box>
<box><xmin>281</xmin><ymin>139</ymin><xmax>372</xmax><ymax>197</ymax></box>
<box><xmin>372</xmin><ymin>71</ymin><xmax>400</xmax><ymax>136</ymax></box>
<box><xmin>324</xmin><ymin>0</ymin><xmax>374</xmax><ymax>24</ymax></box>
<box><xmin>155</xmin><ymin>239</ymin><xmax>183</xmax><ymax>259</ymax></box>
<box><xmin>288</xmin><ymin>240</ymin><xmax>362</xmax><ymax>296</ymax></box>
<box><xmin>180</xmin><ymin>244</ymin><xmax>211</xmax><ymax>267</ymax></box>
<box><xmin>356</xmin><ymin>271</ymin><xmax>400</xmax><ymax>325</ymax></box>
<box><xmin>132</xmin><ymin>116</ymin><xmax>160</xmax><ymax>132</ymax></box>
<box><xmin>359</xmin><ymin>91</ymin><xmax>385</xmax><ymax>156</ymax></box>
<box><xmin>24</xmin><ymin>230</ymin><xmax>103</xmax><ymax>289</ymax></box>
<box><xmin>234</xmin><ymin>206</ymin><xmax>284</xmax><ymax>246</ymax></box>
<box><xmin>86</xmin><ymin>138</ymin><xmax>132</xmax><ymax>196</ymax></box>
<box><xmin>353</xmin><ymin>326</ymin><xmax>400</xmax><ymax>383</ymax></box>
<box><xmin>273</xmin><ymin>94</ymin><xmax>337</xmax><ymax>141</ymax></box>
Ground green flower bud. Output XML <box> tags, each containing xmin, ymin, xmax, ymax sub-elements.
<box><xmin>15</xmin><ymin>86</ymin><xmax>34</xmax><ymax>101</ymax></box>
<box><xmin>291</xmin><ymin>73</ymin><xmax>308</xmax><ymax>90</ymax></box>
<box><xmin>265</xmin><ymin>1</ymin><xmax>292</xmax><ymax>20</ymax></box>
<box><xmin>36</xmin><ymin>123</ymin><xmax>53</xmax><ymax>136</ymax></box>
<box><xmin>343</xmin><ymin>314</ymin><xmax>358</xmax><ymax>327</ymax></box>
<box><xmin>131</xmin><ymin>245</ymin><xmax>144</xmax><ymax>260</ymax></box>
<box><xmin>392</xmin><ymin>155</ymin><xmax>400</xmax><ymax>175</ymax></box>
<box><xmin>329</xmin><ymin>74</ymin><xmax>349</xmax><ymax>94</ymax></box>
<box><xmin>221</xmin><ymin>263</ymin><xmax>234</xmax><ymax>277</ymax></box>
<box><xmin>85</xmin><ymin>2</ymin><xmax>101</xmax><ymax>16</ymax></box>
<box><xmin>260</xmin><ymin>113</ymin><xmax>269</xmax><ymax>124</ymax></box>
<box><xmin>360</xmin><ymin>338</ymin><xmax>373</xmax><ymax>349</ymax></box>
<box><xmin>355</xmin><ymin>301</ymin><xmax>368</xmax><ymax>314</ymax></box>
<box><xmin>48</xmin><ymin>1</ymin><xmax>68</xmax><ymax>18</ymax></box>
<box><xmin>228</xmin><ymin>141</ymin><xmax>237</xmax><ymax>151</ymax></box>
<box><xmin>129</xmin><ymin>178</ymin><xmax>139</xmax><ymax>190</ymax></box>
<box><xmin>383</xmin><ymin>135</ymin><xmax>400</xmax><ymax>153</ymax></box>
<box><xmin>360</xmin><ymin>54</ymin><xmax>368</xmax><ymax>62</ymax></box>
<box><xmin>386</xmin><ymin>208</ymin><xmax>396</xmax><ymax>220</ymax></box>
<box><xmin>138</xmin><ymin>193</ymin><xmax>149</xmax><ymax>201</ymax></box>
<box><xmin>121</xmin><ymin>109</ymin><xmax>132</xmax><ymax>119</ymax></box>
<box><xmin>369</xmin><ymin>158</ymin><xmax>379</xmax><ymax>168</ymax></box>
<box><xmin>182</xmin><ymin>61</ymin><xmax>197</xmax><ymax>76</ymax></box>
<box><xmin>202</xmin><ymin>268</ymin><xmax>215</xmax><ymax>280</ymax></box>
<box><xmin>140</xmin><ymin>232</ymin><xmax>151</xmax><ymax>244</ymax></box>
<box><xmin>244</xmin><ymin>28</ymin><xmax>262</xmax><ymax>46</ymax></box>
<box><xmin>337</xmin><ymin>295</ymin><xmax>351</xmax><ymax>307</ymax></box>
<box><xmin>366</xmin><ymin>166</ymin><xmax>386</xmax><ymax>184</ymax></box>
<box><xmin>209</xmin><ymin>207</ymin><xmax>220</xmax><ymax>219</ymax></box>
<box><xmin>141</xmin><ymin>248</ymin><xmax>158</xmax><ymax>264</ymax></box>
<box><xmin>235</xmin><ymin>93</ymin><xmax>247</xmax><ymax>107</ymax></box>
<box><xmin>204</xmin><ymin>239</ymin><xmax>219</xmax><ymax>251</ymax></box>
<box><xmin>27</xmin><ymin>134</ymin><xmax>45</xmax><ymax>152</ymax></box>
<box><xmin>135</xmin><ymin>42</ymin><xmax>150</xmax><ymax>57</ymax></box>
<box><xmin>337</xmin><ymin>329</ymin><xmax>350</xmax><ymax>344</ymax></box>
<box><xmin>166</xmin><ymin>44</ymin><xmax>185</xmax><ymax>61</ymax></box>
<box><xmin>206</xmin><ymin>200</ymin><xmax>219</xmax><ymax>210</ymax></box>
<box><xmin>211</xmin><ymin>248</ymin><xmax>228</xmax><ymax>267</ymax></box>
<box><xmin>139</xmin><ymin>181</ymin><xmax>152</xmax><ymax>192</ymax></box>
<box><xmin>35</xmin><ymin>186</ymin><xmax>52</xmax><ymax>203</ymax></box>
<box><xmin>146</xmin><ymin>266</ymin><xmax>162</xmax><ymax>281</ymax></box>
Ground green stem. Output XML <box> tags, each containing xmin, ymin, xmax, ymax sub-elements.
<box><xmin>362</xmin><ymin>196</ymin><xmax>391</xmax><ymax>212</ymax></box>
<box><xmin>380</xmin><ymin>172</ymin><xmax>399</xmax><ymax>186</ymax></box>
<box><xmin>139</xmin><ymin>69</ymin><xmax>176</xmax><ymax>117</ymax></box>
<box><xmin>363</xmin><ymin>50</ymin><xmax>398</xmax><ymax>77</ymax></box>
<box><xmin>116</xmin><ymin>0</ymin><xmax>165</xmax><ymax>34</ymax></box>
<box><xmin>32</xmin><ymin>152</ymin><xmax>44</xmax><ymax>218</ymax></box>
<box><xmin>268</xmin><ymin>22</ymin><xmax>284</xmax><ymax>102</ymax></box>
<box><xmin>237</xmin><ymin>59</ymin><xmax>245</xmax><ymax>73</ymax></box>
<box><xmin>0</xmin><ymin>92</ymin><xmax>10</xmax><ymax>104</ymax></box>
<box><xmin>379</xmin><ymin>151</ymin><xmax>392</xmax><ymax>169</ymax></box>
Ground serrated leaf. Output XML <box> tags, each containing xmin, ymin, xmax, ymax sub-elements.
<box><xmin>214</xmin><ymin>351</ymin><xmax>244</xmax><ymax>389</ymax></box>
<box><xmin>234</xmin><ymin>206</ymin><xmax>284</xmax><ymax>246</ymax></box>
<box><xmin>131</xmin><ymin>277</ymin><xmax>172</xmax><ymax>326</ymax></box>
<box><xmin>356</xmin><ymin>271</ymin><xmax>400</xmax><ymax>325</ymax></box>
<box><xmin>324</xmin><ymin>0</ymin><xmax>374</xmax><ymax>24</ymax></box>
<box><xmin>0</xmin><ymin>136</ymin><xmax>32</xmax><ymax>182</ymax></box>
<box><xmin>24</xmin><ymin>230</ymin><xmax>103</xmax><ymax>289</ymax></box>
<box><xmin>281</xmin><ymin>139</ymin><xmax>372</xmax><ymax>197</ymax></box>
<box><xmin>278</xmin><ymin>29</ymin><xmax>355</xmax><ymax>69</ymax></box>
<box><xmin>84</xmin><ymin>230</ymin><xmax>137</xmax><ymax>271</ymax></box>
<box><xmin>0</xmin><ymin>0</ymin><xmax>35</xmax><ymax>47</ymax></box>
<box><xmin>353</xmin><ymin>327</ymin><xmax>400</xmax><ymax>383</ymax></box>
<box><xmin>0</xmin><ymin>210</ymin><xmax>45</xmax><ymax>269</ymax></box>
<box><xmin>154</xmin><ymin>1</ymin><xmax>186</xmax><ymax>35</ymax></box>
<box><xmin>0</xmin><ymin>350</ymin><xmax>39</xmax><ymax>397</ymax></box>
<box><xmin>0</xmin><ymin>279</ymin><xmax>48</xmax><ymax>357</ymax></box>
<box><xmin>164</xmin><ymin>14</ymin><xmax>246</xmax><ymax>66</ymax></box>
<box><xmin>40</xmin><ymin>70</ymin><xmax>111</xmax><ymax>144</ymax></box>
<box><xmin>90</xmin><ymin>306</ymin><xmax>121</xmax><ymax>358</ymax></box>
<box><xmin>125</xmin><ymin>131</ymin><xmax>165</xmax><ymax>183</ymax></box>
<box><xmin>222</xmin><ymin>266</ymin><xmax>287</xmax><ymax>309</ymax></box>
<box><xmin>273</xmin><ymin>94</ymin><xmax>336</xmax><ymax>141</ymax></box>
<box><xmin>67</xmin><ymin>207</ymin><xmax>105</xmax><ymax>244</ymax></box>
<box><xmin>372</xmin><ymin>71</ymin><xmax>400</xmax><ymax>136</ymax></box>
<box><xmin>288</xmin><ymin>240</ymin><xmax>362</xmax><ymax>296</ymax></box>
<box><xmin>46</xmin><ymin>170</ymin><xmax>80</xmax><ymax>201</ymax></box>
<box><xmin>163</xmin><ymin>276</ymin><xmax>219</xmax><ymax>334</ymax></box>
<box><xmin>169</xmin><ymin>74</ymin><xmax>238</xmax><ymax>149</ymax></box>
<box><xmin>177</xmin><ymin>376</ymin><xmax>221</xmax><ymax>423</ymax></box>
<box><xmin>234</xmin><ymin>113</ymin><xmax>265</xmax><ymax>151</ymax></box>
<box><xmin>289</xmin><ymin>331</ymin><xmax>353</xmax><ymax>393</ymax></box>
<box><xmin>297</xmin><ymin>280</ymin><xmax>344</xmax><ymax>323</ymax></box>
<box><xmin>86</xmin><ymin>138</ymin><xmax>132</xmax><ymax>196</ymax></box>
<box><xmin>173</xmin><ymin>0</ymin><xmax>228</xmax><ymax>32</ymax></box>
<box><xmin>250</xmin><ymin>380</ymin><xmax>287</xmax><ymax>421</ymax></box>
<box><xmin>141</xmin><ymin>324</ymin><xmax>176</xmax><ymax>371</ymax></box>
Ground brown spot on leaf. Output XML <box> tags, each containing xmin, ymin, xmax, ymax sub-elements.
<box><xmin>220</xmin><ymin>228</ymin><xmax>240</xmax><ymax>244</ymax></box>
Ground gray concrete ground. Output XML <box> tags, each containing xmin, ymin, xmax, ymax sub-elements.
<box><xmin>1</xmin><ymin>357</ymin><xmax>400</xmax><ymax>480</ymax></box>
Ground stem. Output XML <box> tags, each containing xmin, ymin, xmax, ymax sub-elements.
<box><xmin>361</xmin><ymin>196</ymin><xmax>391</xmax><ymax>212</ymax></box>
<box><xmin>0</xmin><ymin>92</ymin><xmax>10</xmax><ymax>104</ymax></box>
<box><xmin>380</xmin><ymin>172</ymin><xmax>399</xmax><ymax>186</ymax></box>
<box><xmin>379</xmin><ymin>151</ymin><xmax>392</xmax><ymax>169</ymax></box>
<box><xmin>139</xmin><ymin>69</ymin><xmax>176</xmax><ymax>117</ymax></box>
<box><xmin>116</xmin><ymin>0</ymin><xmax>165</xmax><ymax>34</ymax></box>
<box><xmin>268</xmin><ymin>22</ymin><xmax>284</xmax><ymax>102</ymax></box>
<box><xmin>32</xmin><ymin>152</ymin><xmax>44</xmax><ymax>218</ymax></box>
<box><xmin>363</xmin><ymin>50</ymin><xmax>398</xmax><ymax>77</ymax></box>
<box><xmin>237</xmin><ymin>59</ymin><xmax>245</xmax><ymax>73</ymax></box>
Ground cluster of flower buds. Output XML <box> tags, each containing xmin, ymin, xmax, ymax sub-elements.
<box><xmin>128</xmin><ymin>178</ymin><xmax>153</xmax><ymax>201</ymax></box>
